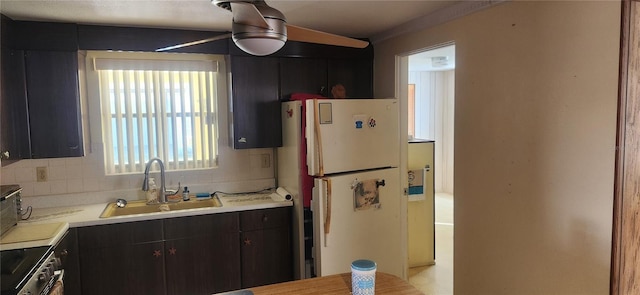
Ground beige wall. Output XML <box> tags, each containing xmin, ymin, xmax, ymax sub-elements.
<box><xmin>375</xmin><ymin>1</ymin><xmax>620</xmax><ymax>294</ymax></box>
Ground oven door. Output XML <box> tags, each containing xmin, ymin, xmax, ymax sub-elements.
<box><xmin>0</xmin><ymin>246</ymin><xmax>63</xmax><ymax>295</ymax></box>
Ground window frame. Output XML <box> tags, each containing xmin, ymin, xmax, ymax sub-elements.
<box><xmin>84</xmin><ymin>51</ymin><xmax>229</xmax><ymax>176</ymax></box>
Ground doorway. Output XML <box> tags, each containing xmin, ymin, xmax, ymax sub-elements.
<box><xmin>401</xmin><ymin>43</ymin><xmax>455</xmax><ymax>294</ymax></box>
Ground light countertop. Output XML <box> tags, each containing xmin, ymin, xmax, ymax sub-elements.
<box><xmin>0</xmin><ymin>222</ymin><xmax>69</xmax><ymax>251</ymax></box>
<box><xmin>2</xmin><ymin>192</ymin><xmax>292</xmax><ymax>250</ymax></box>
<box><xmin>22</xmin><ymin>192</ymin><xmax>292</xmax><ymax>228</ymax></box>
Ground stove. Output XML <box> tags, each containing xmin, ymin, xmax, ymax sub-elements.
<box><xmin>0</xmin><ymin>245</ymin><xmax>61</xmax><ymax>295</ymax></box>
<box><xmin>0</xmin><ymin>185</ymin><xmax>64</xmax><ymax>295</ymax></box>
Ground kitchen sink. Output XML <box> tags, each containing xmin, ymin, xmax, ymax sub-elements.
<box><xmin>100</xmin><ymin>197</ymin><xmax>222</xmax><ymax>218</ymax></box>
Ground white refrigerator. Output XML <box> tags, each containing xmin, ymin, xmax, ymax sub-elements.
<box><xmin>277</xmin><ymin>98</ymin><xmax>404</xmax><ymax>279</ymax></box>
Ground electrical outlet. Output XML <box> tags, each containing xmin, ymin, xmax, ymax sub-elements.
<box><xmin>36</xmin><ymin>166</ymin><xmax>48</xmax><ymax>182</ymax></box>
<box><xmin>261</xmin><ymin>154</ymin><xmax>270</xmax><ymax>168</ymax></box>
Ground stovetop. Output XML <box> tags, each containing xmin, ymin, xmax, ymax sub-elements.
<box><xmin>0</xmin><ymin>245</ymin><xmax>52</xmax><ymax>295</ymax></box>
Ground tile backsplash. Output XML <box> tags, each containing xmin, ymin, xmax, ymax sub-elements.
<box><xmin>1</xmin><ymin>146</ymin><xmax>276</xmax><ymax>208</ymax></box>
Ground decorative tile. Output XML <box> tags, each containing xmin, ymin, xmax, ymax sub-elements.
<box><xmin>15</xmin><ymin>167</ymin><xmax>36</xmax><ymax>182</ymax></box>
<box><xmin>0</xmin><ymin>167</ymin><xmax>16</xmax><ymax>184</ymax></box>
<box><xmin>67</xmin><ymin>179</ymin><xmax>84</xmax><ymax>193</ymax></box>
<box><xmin>50</xmin><ymin>181</ymin><xmax>68</xmax><ymax>194</ymax></box>
<box><xmin>33</xmin><ymin>182</ymin><xmax>51</xmax><ymax>195</ymax></box>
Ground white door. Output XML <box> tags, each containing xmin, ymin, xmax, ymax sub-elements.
<box><xmin>311</xmin><ymin>168</ymin><xmax>403</xmax><ymax>278</ymax></box>
<box><xmin>306</xmin><ymin>99</ymin><xmax>400</xmax><ymax>176</ymax></box>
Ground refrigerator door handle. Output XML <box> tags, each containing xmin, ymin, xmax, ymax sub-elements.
<box><xmin>323</xmin><ymin>178</ymin><xmax>332</xmax><ymax>247</ymax></box>
<box><xmin>313</xmin><ymin>99</ymin><xmax>325</xmax><ymax>176</ymax></box>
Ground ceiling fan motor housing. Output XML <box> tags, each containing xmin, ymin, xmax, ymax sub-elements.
<box><xmin>213</xmin><ymin>0</ymin><xmax>265</xmax><ymax>11</ymax></box>
<box><xmin>215</xmin><ymin>0</ymin><xmax>287</xmax><ymax>55</ymax></box>
<box><xmin>232</xmin><ymin>8</ymin><xmax>286</xmax><ymax>39</ymax></box>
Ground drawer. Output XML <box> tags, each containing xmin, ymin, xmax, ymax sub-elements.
<box><xmin>240</xmin><ymin>207</ymin><xmax>290</xmax><ymax>231</ymax></box>
<box><xmin>164</xmin><ymin>212</ymin><xmax>239</xmax><ymax>240</ymax></box>
<box><xmin>78</xmin><ymin>220</ymin><xmax>163</xmax><ymax>248</ymax></box>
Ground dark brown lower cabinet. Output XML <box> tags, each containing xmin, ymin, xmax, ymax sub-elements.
<box><xmin>164</xmin><ymin>213</ymin><xmax>241</xmax><ymax>294</ymax></box>
<box><xmin>77</xmin><ymin>208</ymin><xmax>290</xmax><ymax>294</ymax></box>
<box><xmin>240</xmin><ymin>207</ymin><xmax>293</xmax><ymax>288</ymax></box>
<box><xmin>54</xmin><ymin>229</ymin><xmax>81</xmax><ymax>295</ymax></box>
<box><xmin>78</xmin><ymin>220</ymin><xmax>166</xmax><ymax>295</ymax></box>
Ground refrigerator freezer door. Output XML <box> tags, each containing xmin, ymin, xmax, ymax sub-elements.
<box><xmin>306</xmin><ymin>99</ymin><xmax>400</xmax><ymax>176</ymax></box>
<box><xmin>311</xmin><ymin>168</ymin><xmax>403</xmax><ymax>278</ymax></box>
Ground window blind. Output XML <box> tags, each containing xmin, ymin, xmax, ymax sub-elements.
<box><xmin>98</xmin><ymin>66</ymin><xmax>217</xmax><ymax>174</ymax></box>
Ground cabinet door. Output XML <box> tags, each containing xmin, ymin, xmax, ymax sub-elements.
<box><xmin>279</xmin><ymin>58</ymin><xmax>327</xmax><ymax>99</ymax></box>
<box><xmin>24</xmin><ymin>50</ymin><xmax>83</xmax><ymax>158</ymax></box>
<box><xmin>78</xmin><ymin>220</ymin><xmax>165</xmax><ymax>295</ymax></box>
<box><xmin>165</xmin><ymin>233</ymin><xmax>241</xmax><ymax>294</ymax></box>
<box><xmin>0</xmin><ymin>48</ymin><xmax>30</xmax><ymax>161</ymax></box>
<box><xmin>164</xmin><ymin>213</ymin><xmax>241</xmax><ymax>294</ymax></box>
<box><xmin>241</xmin><ymin>227</ymin><xmax>292</xmax><ymax>288</ymax></box>
<box><xmin>79</xmin><ymin>241</ymin><xmax>166</xmax><ymax>295</ymax></box>
<box><xmin>328</xmin><ymin>59</ymin><xmax>373</xmax><ymax>98</ymax></box>
<box><xmin>230</xmin><ymin>56</ymin><xmax>281</xmax><ymax>149</ymax></box>
<box><xmin>54</xmin><ymin>229</ymin><xmax>81</xmax><ymax>295</ymax></box>
<box><xmin>240</xmin><ymin>208</ymin><xmax>292</xmax><ymax>288</ymax></box>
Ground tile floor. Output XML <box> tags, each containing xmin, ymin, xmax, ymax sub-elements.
<box><xmin>408</xmin><ymin>193</ymin><xmax>454</xmax><ymax>295</ymax></box>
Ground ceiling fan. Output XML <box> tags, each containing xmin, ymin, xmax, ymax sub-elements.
<box><xmin>157</xmin><ymin>0</ymin><xmax>369</xmax><ymax>56</ymax></box>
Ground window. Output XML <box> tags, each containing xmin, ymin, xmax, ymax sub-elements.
<box><xmin>92</xmin><ymin>54</ymin><xmax>222</xmax><ymax>174</ymax></box>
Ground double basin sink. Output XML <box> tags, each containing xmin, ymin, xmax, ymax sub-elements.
<box><xmin>100</xmin><ymin>196</ymin><xmax>222</xmax><ymax>218</ymax></box>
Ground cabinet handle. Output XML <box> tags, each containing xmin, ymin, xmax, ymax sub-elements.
<box><xmin>262</xmin><ymin>214</ymin><xmax>268</xmax><ymax>223</ymax></box>
<box><xmin>60</xmin><ymin>249</ymin><xmax>69</xmax><ymax>257</ymax></box>
<box><xmin>244</xmin><ymin>238</ymin><xmax>252</xmax><ymax>246</ymax></box>
<box><xmin>168</xmin><ymin>247</ymin><xmax>177</xmax><ymax>255</ymax></box>
<box><xmin>153</xmin><ymin>250</ymin><xmax>162</xmax><ymax>258</ymax></box>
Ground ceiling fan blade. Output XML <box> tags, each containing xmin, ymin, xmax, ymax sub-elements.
<box><xmin>230</xmin><ymin>2</ymin><xmax>271</xmax><ymax>29</ymax></box>
<box><xmin>286</xmin><ymin>24</ymin><xmax>369</xmax><ymax>48</ymax></box>
<box><xmin>156</xmin><ymin>33</ymin><xmax>232</xmax><ymax>52</ymax></box>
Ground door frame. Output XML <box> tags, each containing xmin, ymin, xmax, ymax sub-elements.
<box><xmin>610</xmin><ymin>0</ymin><xmax>640</xmax><ymax>293</ymax></box>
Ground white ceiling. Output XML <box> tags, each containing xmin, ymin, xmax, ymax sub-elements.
<box><xmin>0</xmin><ymin>0</ymin><xmax>460</xmax><ymax>41</ymax></box>
<box><xmin>409</xmin><ymin>44</ymin><xmax>456</xmax><ymax>71</ymax></box>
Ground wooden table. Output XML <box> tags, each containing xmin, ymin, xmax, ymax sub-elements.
<box><xmin>249</xmin><ymin>272</ymin><xmax>424</xmax><ymax>294</ymax></box>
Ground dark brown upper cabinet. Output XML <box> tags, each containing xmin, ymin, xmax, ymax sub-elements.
<box><xmin>279</xmin><ymin>58</ymin><xmax>328</xmax><ymax>100</ymax></box>
<box><xmin>229</xmin><ymin>55</ymin><xmax>282</xmax><ymax>149</ymax></box>
<box><xmin>24</xmin><ymin>50</ymin><xmax>84</xmax><ymax>158</ymax></box>
<box><xmin>0</xmin><ymin>17</ymin><xmax>83</xmax><ymax>160</ymax></box>
<box><xmin>1</xmin><ymin>48</ymin><xmax>30</xmax><ymax>162</ymax></box>
<box><xmin>328</xmin><ymin>58</ymin><xmax>374</xmax><ymax>99</ymax></box>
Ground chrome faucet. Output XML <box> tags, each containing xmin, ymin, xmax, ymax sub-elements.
<box><xmin>142</xmin><ymin>158</ymin><xmax>174</xmax><ymax>203</ymax></box>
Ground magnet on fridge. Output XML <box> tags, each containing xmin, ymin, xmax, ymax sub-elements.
<box><xmin>368</xmin><ymin>117</ymin><xmax>377</xmax><ymax>128</ymax></box>
<box><xmin>353</xmin><ymin>115</ymin><xmax>367</xmax><ymax>129</ymax></box>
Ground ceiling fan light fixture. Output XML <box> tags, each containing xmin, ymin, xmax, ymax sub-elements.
<box><xmin>230</xmin><ymin>4</ymin><xmax>287</xmax><ymax>56</ymax></box>
<box><xmin>234</xmin><ymin>38</ymin><xmax>285</xmax><ymax>56</ymax></box>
